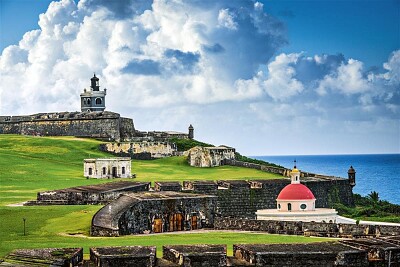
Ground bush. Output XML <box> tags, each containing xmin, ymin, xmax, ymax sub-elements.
<box><xmin>169</xmin><ymin>138</ymin><xmax>213</xmax><ymax>152</ymax></box>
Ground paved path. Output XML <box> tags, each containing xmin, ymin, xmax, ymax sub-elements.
<box><xmin>337</xmin><ymin>215</ymin><xmax>400</xmax><ymax>226</ymax></box>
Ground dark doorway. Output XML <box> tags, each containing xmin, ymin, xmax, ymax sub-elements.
<box><xmin>112</xmin><ymin>167</ymin><xmax>117</xmax><ymax>177</ymax></box>
<box><xmin>153</xmin><ymin>219</ymin><xmax>162</xmax><ymax>233</ymax></box>
<box><xmin>169</xmin><ymin>213</ymin><xmax>184</xmax><ymax>231</ymax></box>
<box><xmin>288</xmin><ymin>203</ymin><xmax>292</xmax><ymax>211</ymax></box>
<box><xmin>88</xmin><ymin>168</ymin><xmax>92</xmax><ymax>175</ymax></box>
<box><xmin>191</xmin><ymin>215</ymin><xmax>198</xmax><ymax>230</ymax></box>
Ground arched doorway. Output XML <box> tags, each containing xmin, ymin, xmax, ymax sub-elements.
<box><xmin>288</xmin><ymin>203</ymin><xmax>292</xmax><ymax>211</ymax></box>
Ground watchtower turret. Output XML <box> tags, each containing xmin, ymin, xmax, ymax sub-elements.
<box><xmin>91</xmin><ymin>74</ymin><xmax>100</xmax><ymax>91</ymax></box>
<box><xmin>348</xmin><ymin>166</ymin><xmax>356</xmax><ymax>187</ymax></box>
<box><xmin>188</xmin><ymin>124</ymin><xmax>194</xmax><ymax>139</ymax></box>
<box><xmin>80</xmin><ymin>74</ymin><xmax>107</xmax><ymax>112</ymax></box>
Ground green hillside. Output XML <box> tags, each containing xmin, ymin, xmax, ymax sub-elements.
<box><xmin>0</xmin><ymin>135</ymin><xmax>330</xmax><ymax>258</ymax></box>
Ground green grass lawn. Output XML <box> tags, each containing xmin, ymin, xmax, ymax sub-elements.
<box><xmin>0</xmin><ymin>134</ymin><xmax>330</xmax><ymax>258</ymax></box>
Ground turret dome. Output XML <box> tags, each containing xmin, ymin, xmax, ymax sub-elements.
<box><xmin>277</xmin><ymin>184</ymin><xmax>316</xmax><ymax>200</ymax></box>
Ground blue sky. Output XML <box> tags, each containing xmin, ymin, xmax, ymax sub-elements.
<box><xmin>0</xmin><ymin>0</ymin><xmax>399</xmax><ymax>155</ymax></box>
<box><xmin>2</xmin><ymin>0</ymin><xmax>398</xmax><ymax>68</ymax></box>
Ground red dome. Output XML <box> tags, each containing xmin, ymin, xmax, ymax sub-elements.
<box><xmin>277</xmin><ymin>184</ymin><xmax>316</xmax><ymax>200</ymax></box>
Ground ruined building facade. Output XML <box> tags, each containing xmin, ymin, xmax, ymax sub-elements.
<box><xmin>83</xmin><ymin>158</ymin><xmax>132</xmax><ymax>179</ymax></box>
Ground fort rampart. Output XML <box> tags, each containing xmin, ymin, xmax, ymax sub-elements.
<box><xmin>0</xmin><ymin>111</ymin><xmax>135</xmax><ymax>141</ymax></box>
<box><xmin>214</xmin><ymin>217</ymin><xmax>400</xmax><ymax>237</ymax></box>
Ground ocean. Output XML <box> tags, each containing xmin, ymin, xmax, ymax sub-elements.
<box><xmin>252</xmin><ymin>154</ymin><xmax>400</xmax><ymax>205</ymax></box>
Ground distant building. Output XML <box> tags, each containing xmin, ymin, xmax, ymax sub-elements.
<box><xmin>80</xmin><ymin>74</ymin><xmax>107</xmax><ymax>112</ymax></box>
<box><xmin>187</xmin><ymin>146</ymin><xmax>236</xmax><ymax>167</ymax></box>
<box><xmin>256</xmin><ymin>162</ymin><xmax>338</xmax><ymax>223</ymax></box>
<box><xmin>348</xmin><ymin>165</ymin><xmax>356</xmax><ymax>187</ymax></box>
<box><xmin>84</xmin><ymin>158</ymin><xmax>132</xmax><ymax>179</ymax></box>
<box><xmin>188</xmin><ymin>124</ymin><xmax>194</xmax><ymax>139</ymax></box>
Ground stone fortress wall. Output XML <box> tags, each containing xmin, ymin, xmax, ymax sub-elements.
<box><xmin>0</xmin><ymin>111</ymin><xmax>190</xmax><ymax>142</ymax></box>
<box><xmin>180</xmin><ymin>179</ymin><xmax>354</xmax><ymax>219</ymax></box>
<box><xmin>0</xmin><ymin>111</ymin><xmax>136</xmax><ymax>141</ymax></box>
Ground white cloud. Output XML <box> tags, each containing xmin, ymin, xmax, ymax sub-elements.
<box><xmin>217</xmin><ymin>9</ymin><xmax>238</xmax><ymax>30</ymax></box>
<box><xmin>317</xmin><ymin>59</ymin><xmax>371</xmax><ymax>95</ymax></box>
<box><xmin>263</xmin><ymin>53</ymin><xmax>304</xmax><ymax>100</ymax></box>
<box><xmin>382</xmin><ymin>50</ymin><xmax>400</xmax><ymax>84</ymax></box>
<box><xmin>0</xmin><ymin>0</ymin><xmax>398</xmax><ymax>155</ymax></box>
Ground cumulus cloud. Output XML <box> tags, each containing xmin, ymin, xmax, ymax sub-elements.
<box><xmin>0</xmin><ymin>0</ymin><xmax>288</xmax><ymax>114</ymax></box>
<box><xmin>317</xmin><ymin>59</ymin><xmax>371</xmax><ymax>95</ymax></box>
<box><xmin>0</xmin><ymin>0</ymin><xmax>398</xmax><ymax>154</ymax></box>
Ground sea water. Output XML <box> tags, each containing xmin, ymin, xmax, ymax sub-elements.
<box><xmin>252</xmin><ymin>154</ymin><xmax>400</xmax><ymax>204</ymax></box>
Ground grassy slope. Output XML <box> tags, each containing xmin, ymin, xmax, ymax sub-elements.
<box><xmin>0</xmin><ymin>135</ymin><xmax>330</xmax><ymax>258</ymax></box>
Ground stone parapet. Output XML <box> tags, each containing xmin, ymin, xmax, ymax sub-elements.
<box><xmin>215</xmin><ymin>217</ymin><xmax>400</xmax><ymax>238</ymax></box>
<box><xmin>163</xmin><ymin>245</ymin><xmax>227</xmax><ymax>267</ymax></box>
<box><xmin>90</xmin><ymin>246</ymin><xmax>156</xmax><ymax>267</ymax></box>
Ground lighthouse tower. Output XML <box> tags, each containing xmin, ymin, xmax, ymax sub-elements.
<box><xmin>80</xmin><ymin>74</ymin><xmax>107</xmax><ymax>112</ymax></box>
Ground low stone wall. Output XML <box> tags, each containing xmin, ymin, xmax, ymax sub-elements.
<box><xmin>2</xmin><ymin>248</ymin><xmax>83</xmax><ymax>267</ymax></box>
<box><xmin>90</xmin><ymin>246</ymin><xmax>156</xmax><ymax>267</ymax></box>
<box><xmin>233</xmin><ymin>243</ymin><xmax>368</xmax><ymax>267</ymax></box>
<box><xmin>214</xmin><ymin>217</ymin><xmax>400</xmax><ymax>238</ymax></box>
<box><xmin>2</xmin><ymin>240</ymin><xmax>399</xmax><ymax>266</ymax></box>
<box><xmin>27</xmin><ymin>181</ymin><xmax>150</xmax><ymax>205</ymax></box>
<box><xmin>163</xmin><ymin>245</ymin><xmax>227</xmax><ymax>267</ymax></box>
<box><xmin>154</xmin><ymin>182</ymin><xmax>182</xmax><ymax>191</ymax></box>
<box><xmin>224</xmin><ymin>159</ymin><xmax>289</xmax><ymax>176</ymax></box>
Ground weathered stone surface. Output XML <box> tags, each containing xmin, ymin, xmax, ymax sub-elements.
<box><xmin>0</xmin><ymin>111</ymin><xmax>136</xmax><ymax>141</ymax></box>
<box><xmin>163</xmin><ymin>245</ymin><xmax>227</xmax><ymax>267</ymax></box>
<box><xmin>187</xmin><ymin>146</ymin><xmax>235</xmax><ymax>167</ymax></box>
<box><xmin>26</xmin><ymin>181</ymin><xmax>150</xmax><ymax>205</ymax></box>
<box><xmin>91</xmin><ymin>192</ymin><xmax>217</xmax><ymax>236</ymax></box>
<box><xmin>1</xmin><ymin>248</ymin><xmax>83</xmax><ymax>267</ymax></box>
<box><xmin>214</xmin><ymin>217</ymin><xmax>400</xmax><ymax>238</ymax></box>
<box><xmin>100</xmin><ymin>141</ymin><xmax>177</xmax><ymax>159</ymax></box>
<box><xmin>84</xmin><ymin>158</ymin><xmax>132</xmax><ymax>179</ymax></box>
<box><xmin>233</xmin><ymin>243</ymin><xmax>368</xmax><ymax>267</ymax></box>
<box><xmin>90</xmin><ymin>246</ymin><xmax>156</xmax><ymax>267</ymax></box>
<box><xmin>155</xmin><ymin>182</ymin><xmax>182</xmax><ymax>192</ymax></box>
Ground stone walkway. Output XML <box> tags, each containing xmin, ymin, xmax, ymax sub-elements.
<box><xmin>337</xmin><ymin>215</ymin><xmax>400</xmax><ymax>226</ymax></box>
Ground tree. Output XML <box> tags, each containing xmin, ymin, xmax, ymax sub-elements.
<box><xmin>368</xmin><ymin>191</ymin><xmax>380</xmax><ymax>203</ymax></box>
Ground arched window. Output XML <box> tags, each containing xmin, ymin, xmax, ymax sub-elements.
<box><xmin>95</xmin><ymin>98</ymin><xmax>102</xmax><ymax>105</ymax></box>
<box><xmin>277</xmin><ymin>203</ymin><xmax>281</xmax><ymax>210</ymax></box>
<box><xmin>287</xmin><ymin>203</ymin><xmax>292</xmax><ymax>211</ymax></box>
<box><xmin>87</xmin><ymin>98</ymin><xmax>91</xmax><ymax>105</ymax></box>
<box><xmin>83</xmin><ymin>99</ymin><xmax>87</xmax><ymax>105</ymax></box>
<box><xmin>122</xmin><ymin>166</ymin><xmax>125</xmax><ymax>175</ymax></box>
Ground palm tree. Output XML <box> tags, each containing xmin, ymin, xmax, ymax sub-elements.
<box><xmin>368</xmin><ymin>191</ymin><xmax>380</xmax><ymax>203</ymax></box>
